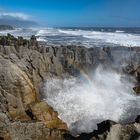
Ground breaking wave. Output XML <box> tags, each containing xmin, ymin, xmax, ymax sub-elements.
<box><xmin>58</xmin><ymin>29</ymin><xmax>140</xmax><ymax>47</ymax></box>
<box><xmin>0</xmin><ymin>27</ymin><xmax>140</xmax><ymax>47</ymax></box>
<box><xmin>43</xmin><ymin>66</ymin><xmax>140</xmax><ymax>134</ymax></box>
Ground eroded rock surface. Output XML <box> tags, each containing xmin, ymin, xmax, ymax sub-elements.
<box><xmin>0</xmin><ymin>35</ymin><xmax>68</xmax><ymax>140</ymax></box>
<box><xmin>0</xmin><ymin>34</ymin><xmax>140</xmax><ymax>139</ymax></box>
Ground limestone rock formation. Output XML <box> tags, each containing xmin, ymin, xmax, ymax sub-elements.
<box><xmin>0</xmin><ymin>34</ymin><xmax>140</xmax><ymax>139</ymax></box>
<box><xmin>0</xmin><ymin>35</ymin><xmax>68</xmax><ymax>140</ymax></box>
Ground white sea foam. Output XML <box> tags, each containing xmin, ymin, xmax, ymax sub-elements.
<box><xmin>0</xmin><ymin>28</ymin><xmax>36</xmax><ymax>38</ymax></box>
<box><xmin>115</xmin><ymin>30</ymin><xmax>125</xmax><ymax>33</ymax></box>
<box><xmin>84</xmin><ymin>32</ymin><xmax>140</xmax><ymax>47</ymax></box>
<box><xmin>58</xmin><ymin>29</ymin><xmax>140</xmax><ymax>47</ymax></box>
<box><xmin>36</xmin><ymin>28</ymin><xmax>60</xmax><ymax>36</ymax></box>
<box><xmin>0</xmin><ymin>28</ymin><xmax>20</xmax><ymax>35</ymax></box>
<box><xmin>36</xmin><ymin>29</ymin><xmax>50</xmax><ymax>36</ymax></box>
<box><xmin>0</xmin><ymin>27</ymin><xmax>140</xmax><ymax>47</ymax></box>
<box><xmin>43</xmin><ymin>66</ymin><xmax>140</xmax><ymax>134</ymax></box>
<box><xmin>37</xmin><ymin>37</ymin><xmax>47</xmax><ymax>42</ymax></box>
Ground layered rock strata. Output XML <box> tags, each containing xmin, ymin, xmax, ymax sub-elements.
<box><xmin>0</xmin><ymin>34</ymin><xmax>140</xmax><ymax>140</ymax></box>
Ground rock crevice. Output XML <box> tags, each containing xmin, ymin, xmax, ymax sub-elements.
<box><xmin>0</xmin><ymin>35</ymin><xmax>140</xmax><ymax>139</ymax></box>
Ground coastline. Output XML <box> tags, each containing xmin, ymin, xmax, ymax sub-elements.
<box><xmin>0</xmin><ymin>34</ymin><xmax>140</xmax><ymax>139</ymax></box>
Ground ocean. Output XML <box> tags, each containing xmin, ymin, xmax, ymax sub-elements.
<box><xmin>0</xmin><ymin>27</ymin><xmax>140</xmax><ymax>47</ymax></box>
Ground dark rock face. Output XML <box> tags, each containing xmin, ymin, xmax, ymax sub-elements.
<box><xmin>64</xmin><ymin>120</ymin><xmax>140</xmax><ymax>140</ymax></box>
<box><xmin>0</xmin><ymin>34</ymin><xmax>140</xmax><ymax>139</ymax></box>
<box><xmin>0</xmin><ymin>34</ymin><xmax>37</xmax><ymax>47</ymax></box>
<box><xmin>64</xmin><ymin>120</ymin><xmax>116</xmax><ymax>140</ymax></box>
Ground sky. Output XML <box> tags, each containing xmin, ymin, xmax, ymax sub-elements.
<box><xmin>0</xmin><ymin>0</ymin><xmax>140</xmax><ymax>27</ymax></box>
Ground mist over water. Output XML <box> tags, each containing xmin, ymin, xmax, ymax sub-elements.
<box><xmin>1</xmin><ymin>27</ymin><xmax>140</xmax><ymax>47</ymax></box>
<box><xmin>43</xmin><ymin>66</ymin><xmax>140</xmax><ymax>134</ymax></box>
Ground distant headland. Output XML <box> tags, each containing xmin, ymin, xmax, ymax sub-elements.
<box><xmin>0</xmin><ymin>25</ymin><xmax>14</xmax><ymax>30</ymax></box>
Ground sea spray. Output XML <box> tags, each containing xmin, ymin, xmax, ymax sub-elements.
<box><xmin>43</xmin><ymin>66</ymin><xmax>140</xmax><ymax>134</ymax></box>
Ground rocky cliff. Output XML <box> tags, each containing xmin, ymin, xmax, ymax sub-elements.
<box><xmin>0</xmin><ymin>34</ymin><xmax>140</xmax><ymax>140</ymax></box>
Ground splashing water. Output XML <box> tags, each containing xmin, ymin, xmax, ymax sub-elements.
<box><xmin>43</xmin><ymin>66</ymin><xmax>140</xmax><ymax>134</ymax></box>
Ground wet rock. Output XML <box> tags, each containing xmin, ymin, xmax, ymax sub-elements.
<box><xmin>31</xmin><ymin>101</ymin><xmax>67</xmax><ymax>130</ymax></box>
<box><xmin>0</xmin><ymin>35</ymin><xmax>140</xmax><ymax>139</ymax></box>
<box><xmin>64</xmin><ymin>120</ymin><xmax>140</xmax><ymax>140</ymax></box>
<box><xmin>133</xmin><ymin>86</ymin><xmax>140</xmax><ymax>95</ymax></box>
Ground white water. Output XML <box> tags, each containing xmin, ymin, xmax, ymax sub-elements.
<box><xmin>0</xmin><ymin>27</ymin><xmax>140</xmax><ymax>47</ymax></box>
<box><xmin>58</xmin><ymin>29</ymin><xmax>140</xmax><ymax>47</ymax></box>
<box><xmin>43</xmin><ymin>66</ymin><xmax>140</xmax><ymax>134</ymax></box>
